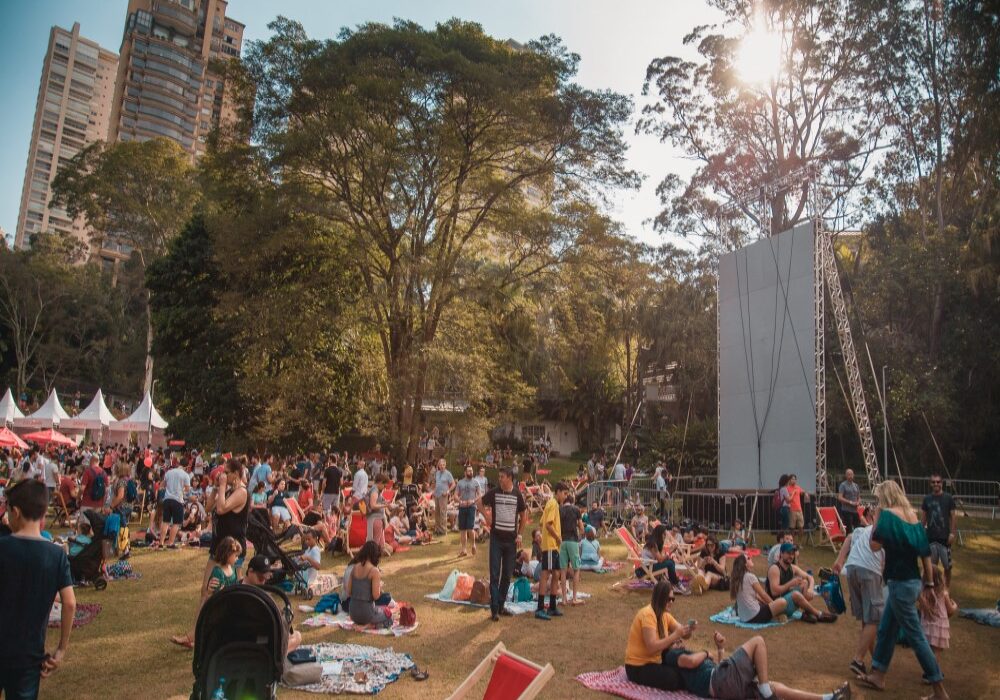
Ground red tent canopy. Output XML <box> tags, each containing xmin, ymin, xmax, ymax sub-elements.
<box><xmin>0</xmin><ymin>426</ymin><xmax>28</xmax><ymax>450</ymax></box>
<box><xmin>22</xmin><ymin>428</ymin><xmax>76</xmax><ymax>447</ymax></box>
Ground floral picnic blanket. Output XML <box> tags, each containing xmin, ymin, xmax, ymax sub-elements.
<box><xmin>301</xmin><ymin>612</ymin><xmax>419</xmax><ymax>637</ymax></box>
<box><xmin>49</xmin><ymin>602</ymin><xmax>101</xmax><ymax>628</ymax></box>
<box><xmin>575</xmin><ymin>667</ymin><xmax>699</xmax><ymax>700</ymax></box>
<box><xmin>709</xmin><ymin>604</ymin><xmax>801</xmax><ymax>629</ymax></box>
<box><xmin>424</xmin><ymin>590</ymin><xmax>591</xmax><ymax>615</ymax></box>
<box><xmin>286</xmin><ymin>642</ymin><xmax>414</xmax><ymax>695</ymax></box>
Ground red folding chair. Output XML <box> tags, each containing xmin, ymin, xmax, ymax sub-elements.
<box><xmin>817</xmin><ymin>506</ymin><xmax>847</xmax><ymax>552</ymax></box>
<box><xmin>284</xmin><ymin>497</ymin><xmax>306</xmax><ymax>527</ymax></box>
<box><xmin>446</xmin><ymin>642</ymin><xmax>554</xmax><ymax>700</ymax></box>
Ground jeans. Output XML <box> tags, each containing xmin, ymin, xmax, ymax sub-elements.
<box><xmin>779</xmin><ymin>505</ymin><xmax>790</xmax><ymax>530</ymax></box>
<box><xmin>872</xmin><ymin>578</ymin><xmax>943</xmax><ymax>683</ymax></box>
<box><xmin>488</xmin><ymin>536</ymin><xmax>517</xmax><ymax>615</ymax></box>
<box><xmin>0</xmin><ymin>664</ymin><xmax>42</xmax><ymax>700</ymax></box>
<box><xmin>636</xmin><ymin>558</ymin><xmax>678</xmax><ymax>585</ymax></box>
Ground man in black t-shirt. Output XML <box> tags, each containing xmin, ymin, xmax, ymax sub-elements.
<box><xmin>921</xmin><ymin>473</ymin><xmax>957</xmax><ymax>586</ymax></box>
<box><xmin>320</xmin><ymin>458</ymin><xmax>343</xmax><ymax>514</ymax></box>
<box><xmin>478</xmin><ymin>466</ymin><xmax>528</xmax><ymax>621</ymax></box>
<box><xmin>0</xmin><ymin>480</ymin><xmax>76</xmax><ymax>699</ymax></box>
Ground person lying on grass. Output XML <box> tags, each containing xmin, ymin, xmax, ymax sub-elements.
<box><xmin>665</xmin><ymin>631</ymin><xmax>851</xmax><ymax>700</ymax></box>
<box><xmin>731</xmin><ymin>553</ymin><xmax>836</xmax><ymax>624</ymax></box>
<box><xmin>171</xmin><ymin>536</ymin><xmax>242</xmax><ymax>649</ymax></box>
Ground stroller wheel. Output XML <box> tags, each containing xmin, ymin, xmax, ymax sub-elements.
<box><xmin>94</xmin><ymin>578</ymin><xmax>108</xmax><ymax>591</ymax></box>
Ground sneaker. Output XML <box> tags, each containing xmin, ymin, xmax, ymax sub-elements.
<box><xmin>849</xmin><ymin>659</ymin><xmax>867</xmax><ymax>677</ymax></box>
<box><xmin>801</xmin><ymin>612</ymin><xmax>818</xmax><ymax>624</ymax></box>
<box><xmin>548</xmin><ymin>607</ymin><xmax>563</xmax><ymax>617</ymax></box>
<box><xmin>499</xmin><ymin>607</ymin><xmax>514</xmax><ymax>617</ymax></box>
<box><xmin>534</xmin><ymin>610</ymin><xmax>551</xmax><ymax>621</ymax></box>
<box><xmin>490</xmin><ymin>613</ymin><xmax>500</xmax><ymax>622</ymax></box>
<box><xmin>831</xmin><ymin>681</ymin><xmax>852</xmax><ymax>700</ymax></box>
<box><xmin>818</xmin><ymin>612</ymin><xmax>838</xmax><ymax>623</ymax></box>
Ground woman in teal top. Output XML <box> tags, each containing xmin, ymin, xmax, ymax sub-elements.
<box><xmin>857</xmin><ymin>480</ymin><xmax>948</xmax><ymax>699</ymax></box>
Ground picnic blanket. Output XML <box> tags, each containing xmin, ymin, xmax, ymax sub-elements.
<box><xmin>301</xmin><ymin>612</ymin><xmax>419</xmax><ymax>637</ymax></box>
<box><xmin>575</xmin><ymin>667</ymin><xmax>699</xmax><ymax>700</ymax></box>
<box><xmin>580</xmin><ymin>560</ymin><xmax>624</xmax><ymax>573</ymax></box>
<box><xmin>49</xmin><ymin>602</ymin><xmax>101</xmax><ymax>628</ymax></box>
<box><xmin>106</xmin><ymin>560</ymin><xmax>141</xmax><ymax>581</ymax></box>
<box><xmin>310</xmin><ymin>573</ymin><xmax>340</xmax><ymax>596</ymax></box>
<box><xmin>286</xmin><ymin>642</ymin><xmax>414</xmax><ymax>695</ymax></box>
<box><xmin>425</xmin><ymin>590</ymin><xmax>591</xmax><ymax>614</ymax></box>
<box><xmin>709</xmin><ymin>605</ymin><xmax>801</xmax><ymax>629</ymax></box>
<box><xmin>959</xmin><ymin>608</ymin><xmax>1000</xmax><ymax>628</ymax></box>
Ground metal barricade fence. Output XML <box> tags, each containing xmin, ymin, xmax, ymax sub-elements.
<box><xmin>673</xmin><ymin>491</ymin><xmax>741</xmax><ymax>532</ymax></box>
<box><xmin>826</xmin><ymin>473</ymin><xmax>1000</xmax><ymax>518</ymax></box>
<box><xmin>584</xmin><ymin>480</ymin><xmax>671</xmax><ymax>527</ymax></box>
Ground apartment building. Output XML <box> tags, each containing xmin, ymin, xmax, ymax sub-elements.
<box><xmin>108</xmin><ymin>0</ymin><xmax>245</xmax><ymax>160</ymax></box>
<box><xmin>14</xmin><ymin>23</ymin><xmax>118</xmax><ymax>250</ymax></box>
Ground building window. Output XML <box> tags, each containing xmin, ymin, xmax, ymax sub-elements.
<box><xmin>521</xmin><ymin>425</ymin><xmax>546</xmax><ymax>443</ymax></box>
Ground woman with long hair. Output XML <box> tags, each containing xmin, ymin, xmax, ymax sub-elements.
<box><xmin>344</xmin><ymin>540</ymin><xmax>391</xmax><ymax>628</ymax></box>
<box><xmin>623</xmin><ymin>580</ymin><xmax>691</xmax><ymax>690</ymax></box>
<box><xmin>856</xmin><ymin>480</ymin><xmax>948</xmax><ymax>699</ymax></box>
<box><xmin>777</xmin><ymin>474</ymin><xmax>791</xmax><ymax>530</ymax></box>
<box><xmin>171</xmin><ymin>536</ymin><xmax>242</xmax><ymax>648</ymax></box>
<box><xmin>730</xmin><ymin>553</ymin><xmax>830</xmax><ymax>624</ymax></box>
<box><xmin>691</xmin><ymin>536</ymin><xmax>727</xmax><ymax>594</ymax></box>
<box><xmin>639</xmin><ymin>524</ymin><xmax>681</xmax><ymax>589</ymax></box>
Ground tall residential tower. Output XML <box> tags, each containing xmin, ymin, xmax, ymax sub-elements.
<box><xmin>14</xmin><ymin>23</ymin><xmax>118</xmax><ymax>250</ymax></box>
<box><xmin>108</xmin><ymin>0</ymin><xmax>244</xmax><ymax>159</ymax></box>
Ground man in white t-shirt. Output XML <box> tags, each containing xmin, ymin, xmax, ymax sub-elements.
<box><xmin>352</xmin><ymin>463</ymin><xmax>369</xmax><ymax>510</ymax></box>
<box><xmin>160</xmin><ymin>458</ymin><xmax>192</xmax><ymax>548</ymax></box>
<box><xmin>43</xmin><ymin>455</ymin><xmax>61</xmax><ymax>503</ymax></box>
<box><xmin>832</xmin><ymin>507</ymin><xmax>885</xmax><ymax>677</ymax></box>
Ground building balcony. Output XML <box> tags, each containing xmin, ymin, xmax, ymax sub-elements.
<box><xmin>153</xmin><ymin>1</ymin><xmax>197</xmax><ymax>34</ymax></box>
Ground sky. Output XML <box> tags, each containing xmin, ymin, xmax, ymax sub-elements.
<box><xmin>0</xmin><ymin>0</ymin><xmax>725</xmax><ymax>249</ymax></box>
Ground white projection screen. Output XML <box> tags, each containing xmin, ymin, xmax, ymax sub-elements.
<box><xmin>718</xmin><ymin>221</ymin><xmax>816</xmax><ymax>492</ymax></box>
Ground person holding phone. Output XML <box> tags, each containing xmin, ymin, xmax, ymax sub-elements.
<box><xmin>623</xmin><ymin>580</ymin><xmax>691</xmax><ymax>690</ymax></box>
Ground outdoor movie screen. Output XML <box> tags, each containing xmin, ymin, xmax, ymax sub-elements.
<box><xmin>717</xmin><ymin>221</ymin><xmax>817</xmax><ymax>492</ymax></box>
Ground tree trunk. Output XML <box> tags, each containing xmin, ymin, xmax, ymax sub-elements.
<box><xmin>144</xmin><ymin>290</ymin><xmax>154</xmax><ymax>394</ymax></box>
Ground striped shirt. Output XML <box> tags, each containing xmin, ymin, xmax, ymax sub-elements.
<box><xmin>482</xmin><ymin>487</ymin><xmax>526</xmax><ymax>542</ymax></box>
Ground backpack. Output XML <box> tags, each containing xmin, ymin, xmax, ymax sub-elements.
<box><xmin>398</xmin><ymin>603</ymin><xmax>416</xmax><ymax>627</ymax></box>
<box><xmin>315</xmin><ymin>592</ymin><xmax>341</xmax><ymax>615</ymax></box>
<box><xmin>125</xmin><ymin>478</ymin><xmax>139</xmax><ymax>503</ymax></box>
<box><xmin>512</xmin><ymin>576</ymin><xmax>533</xmax><ymax>603</ymax></box>
<box><xmin>819</xmin><ymin>576</ymin><xmax>847</xmax><ymax>614</ymax></box>
<box><xmin>90</xmin><ymin>468</ymin><xmax>107</xmax><ymax>502</ymax></box>
<box><xmin>103</xmin><ymin>512</ymin><xmax>122</xmax><ymax>540</ymax></box>
<box><xmin>470</xmin><ymin>579</ymin><xmax>490</xmax><ymax>606</ymax></box>
<box><xmin>116</xmin><ymin>524</ymin><xmax>130</xmax><ymax>554</ymax></box>
<box><xmin>772</xmin><ymin>489</ymin><xmax>782</xmax><ymax>511</ymax></box>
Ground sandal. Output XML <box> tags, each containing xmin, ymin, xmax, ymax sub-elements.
<box><xmin>411</xmin><ymin>667</ymin><xmax>429</xmax><ymax>681</ymax></box>
<box><xmin>170</xmin><ymin>635</ymin><xmax>194</xmax><ymax>649</ymax></box>
<box><xmin>856</xmin><ymin>674</ymin><xmax>885</xmax><ymax>691</ymax></box>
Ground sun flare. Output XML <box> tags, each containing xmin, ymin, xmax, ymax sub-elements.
<box><xmin>737</xmin><ymin>15</ymin><xmax>783</xmax><ymax>85</ymax></box>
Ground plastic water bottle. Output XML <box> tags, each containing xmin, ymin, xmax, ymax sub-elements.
<box><xmin>210</xmin><ymin>677</ymin><xmax>227</xmax><ymax>700</ymax></box>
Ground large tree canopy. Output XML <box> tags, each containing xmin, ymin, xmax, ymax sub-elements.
<box><xmin>227</xmin><ymin>17</ymin><xmax>639</xmax><ymax>459</ymax></box>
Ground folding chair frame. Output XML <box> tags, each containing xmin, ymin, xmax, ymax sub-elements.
<box><xmin>614</xmin><ymin>526</ymin><xmax>673</xmax><ymax>587</ymax></box>
<box><xmin>816</xmin><ymin>506</ymin><xmax>847</xmax><ymax>552</ymax></box>
<box><xmin>446</xmin><ymin>642</ymin><xmax>554</xmax><ymax>700</ymax></box>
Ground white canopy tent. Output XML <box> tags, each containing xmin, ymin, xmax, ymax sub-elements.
<box><xmin>0</xmin><ymin>388</ymin><xmax>24</xmax><ymax>425</ymax></box>
<box><xmin>14</xmin><ymin>389</ymin><xmax>70</xmax><ymax>429</ymax></box>
<box><xmin>60</xmin><ymin>389</ymin><xmax>115</xmax><ymax>432</ymax></box>
<box><xmin>109</xmin><ymin>392</ymin><xmax>168</xmax><ymax>432</ymax></box>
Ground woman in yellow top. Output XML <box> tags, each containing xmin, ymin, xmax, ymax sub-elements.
<box><xmin>625</xmin><ymin>580</ymin><xmax>693</xmax><ymax>690</ymax></box>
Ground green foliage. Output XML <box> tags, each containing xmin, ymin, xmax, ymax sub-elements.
<box><xmin>147</xmin><ymin>215</ymin><xmax>247</xmax><ymax>446</ymax></box>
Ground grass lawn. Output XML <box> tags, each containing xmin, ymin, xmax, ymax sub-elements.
<box><xmin>43</xmin><ymin>517</ymin><xmax>1000</xmax><ymax>699</ymax></box>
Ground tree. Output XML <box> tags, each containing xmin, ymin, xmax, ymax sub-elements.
<box><xmin>50</xmin><ymin>138</ymin><xmax>200</xmax><ymax>392</ymax></box>
<box><xmin>233</xmin><ymin>18</ymin><xmax>638</xmax><ymax>459</ymax></box>
<box><xmin>147</xmin><ymin>215</ymin><xmax>248</xmax><ymax>446</ymax></box>
<box><xmin>639</xmin><ymin>0</ymin><xmax>885</xmax><ymax>243</ymax></box>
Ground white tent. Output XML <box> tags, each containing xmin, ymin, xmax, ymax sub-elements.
<box><xmin>109</xmin><ymin>392</ymin><xmax>168</xmax><ymax>432</ymax></box>
<box><xmin>60</xmin><ymin>389</ymin><xmax>115</xmax><ymax>431</ymax></box>
<box><xmin>14</xmin><ymin>389</ymin><xmax>70</xmax><ymax>429</ymax></box>
<box><xmin>0</xmin><ymin>388</ymin><xmax>24</xmax><ymax>425</ymax></box>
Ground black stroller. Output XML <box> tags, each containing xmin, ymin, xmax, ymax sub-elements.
<box><xmin>246</xmin><ymin>508</ymin><xmax>314</xmax><ymax>599</ymax></box>
<box><xmin>191</xmin><ymin>584</ymin><xmax>291</xmax><ymax>700</ymax></box>
<box><xmin>69</xmin><ymin>510</ymin><xmax>110</xmax><ymax>591</ymax></box>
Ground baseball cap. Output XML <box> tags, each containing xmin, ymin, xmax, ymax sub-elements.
<box><xmin>247</xmin><ymin>555</ymin><xmax>271</xmax><ymax>573</ymax></box>
<box><xmin>779</xmin><ymin>542</ymin><xmax>799</xmax><ymax>554</ymax></box>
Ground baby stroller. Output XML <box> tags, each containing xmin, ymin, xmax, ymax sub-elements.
<box><xmin>69</xmin><ymin>510</ymin><xmax>109</xmax><ymax>591</ymax></box>
<box><xmin>191</xmin><ymin>584</ymin><xmax>291</xmax><ymax>700</ymax></box>
<box><xmin>246</xmin><ymin>508</ymin><xmax>314</xmax><ymax>599</ymax></box>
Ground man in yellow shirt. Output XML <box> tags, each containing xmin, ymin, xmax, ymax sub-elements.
<box><xmin>536</xmin><ymin>482</ymin><xmax>569</xmax><ymax>620</ymax></box>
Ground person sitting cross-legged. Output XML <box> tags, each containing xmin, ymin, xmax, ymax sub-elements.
<box><xmin>731</xmin><ymin>553</ymin><xmax>834</xmax><ymax>625</ymax></box>
<box><xmin>766</xmin><ymin>543</ymin><xmax>835</xmax><ymax>622</ymax></box>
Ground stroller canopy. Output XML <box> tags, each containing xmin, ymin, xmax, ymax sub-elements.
<box><xmin>192</xmin><ymin>584</ymin><xmax>290</xmax><ymax>683</ymax></box>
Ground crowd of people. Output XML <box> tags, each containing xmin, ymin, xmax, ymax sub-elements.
<box><xmin>0</xmin><ymin>436</ymin><xmax>965</xmax><ymax>699</ymax></box>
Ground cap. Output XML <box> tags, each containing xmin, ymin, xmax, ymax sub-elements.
<box><xmin>247</xmin><ymin>555</ymin><xmax>271</xmax><ymax>573</ymax></box>
<box><xmin>779</xmin><ymin>542</ymin><xmax>799</xmax><ymax>554</ymax></box>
